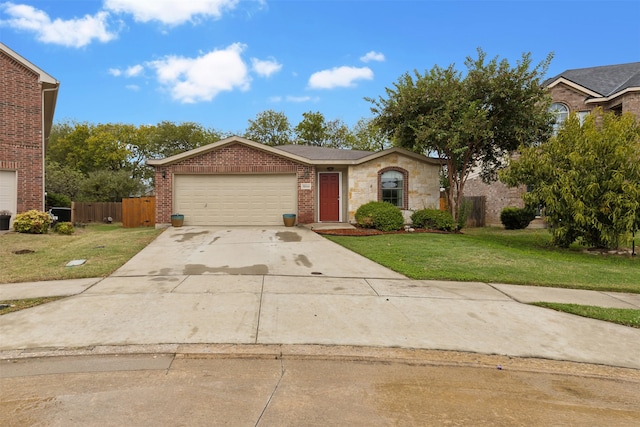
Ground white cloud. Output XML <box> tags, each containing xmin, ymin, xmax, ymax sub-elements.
<box><xmin>251</xmin><ymin>57</ymin><xmax>282</xmax><ymax>77</ymax></box>
<box><xmin>147</xmin><ymin>43</ymin><xmax>250</xmax><ymax>103</ymax></box>
<box><xmin>104</xmin><ymin>0</ymin><xmax>239</xmax><ymax>25</ymax></box>
<box><xmin>308</xmin><ymin>66</ymin><xmax>373</xmax><ymax>89</ymax></box>
<box><xmin>125</xmin><ymin>64</ymin><xmax>144</xmax><ymax>77</ymax></box>
<box><xmin>0</xmin><ymin>2</ymin><xmax>117</xmax><ymax>48</ymax></box>
<box><xmin>108</xmin><ymin>64</ymin><xmax>143</xmax><ymax>77</ymax></box>
<box><xmin>360</xmin><ymin>51</ymin><xmax>385</xmax><ymax>63</ymax></box>
<box><xmin>286</xmin><ymin>96</ymin><xmax>313</xmax><ymax>103</ymax></box>
<box><xmin>125</xmin><ymin>84</ymin><xmax>140</xmax><ymax>91</ymax></box>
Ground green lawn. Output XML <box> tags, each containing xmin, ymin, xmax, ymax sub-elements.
<box><xmin>533</xmin><ymin>303</ymin><xmax>640</xmax><ymax>328</ymax></box>
<box><xmin>0</xmin><ymin>224</ymin><xmax>163</xmax><ymax>283</ymax></box>
<box><xmin>324</xmin><ymin>228</ymin><xmax>639</xmax><ymax>293</ymax></box>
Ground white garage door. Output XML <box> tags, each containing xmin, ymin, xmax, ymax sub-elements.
<box><xmin>174</xmin><ymin>174</ymin><xmax>297</xmax><ymax>226</ymax></box>
<box><xmin>0</xmin><ymin>170</ymin><xmax>17</xmax><ymax>215</ymax></box>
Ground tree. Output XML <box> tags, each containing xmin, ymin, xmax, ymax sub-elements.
<box><xmin>45</xmin><ymin>160</ymin><xmax>85</xmax><ymax>200</ymax></box>
<box><xmin>78</xmin><ymin>169</ymin><xmax>145</xmax><ymax>202</ymax></box>
<box><xmin>500</xmin><ymin>109</ymin><xmax>640</xmax><ymax>249</ymax></box>
<box><xmin>244</xmin><ymin>110</ymin><xmax>292</xmax><ymax>146</ymax></box>
<box><xmin>350</xmin><ymin>118</ymin><xmax>391</xmax><ymax>151</ymax></box>
<box><xmin>368</xmin><ymin>49</ymin><xmax>554</xmax><ymax>220</ymax></box>
<box><xmin>325</xmin><ymin>118</ymin><xmax>355</xmax><ymax>148</ymax></box>
<box><xmin>294</xmin><ymin>111</ymin><xmax>330</xmax><ymax>146</ymax></box>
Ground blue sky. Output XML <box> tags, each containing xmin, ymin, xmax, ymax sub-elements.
<box><xmin>2</xmin><ymin>0</ymin><xmax>639</xmax><ymax>135</ymax></box>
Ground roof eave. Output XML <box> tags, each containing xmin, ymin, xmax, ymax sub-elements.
<box><xmin>147</xmin><ymin>136</ymin><xmax>313</xmax><ymax>166</ymax></box>
<box><xmin>354</xmin><ymin>147</ymin><xmax>443</xmax><ymax>165</ymax></box>
<box><xmin>0</xmin><ymin>42</ymin><xmax>59</xmax><ymax>85</ymax></box>
<box><xmin>584</xmin><ymin>86</ymin><xmax>640</xmax><ymax>105</ymax></box>
<box><xmin>545</xmin><ymin>77</ymin><xmax>603</xmax><ymax>98</ymax></box>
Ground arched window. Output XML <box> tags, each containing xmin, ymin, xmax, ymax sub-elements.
<box><xmin>549</xmin><ymin>103</ymin><xmax>569</xmax><ymax>134</ymax></box>
<box><xmin>379</xmin><ymin>168</ymin><xmax>407</xmax><ymax>208</ymax></box>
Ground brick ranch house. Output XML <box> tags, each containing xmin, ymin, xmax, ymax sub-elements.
<box><xmin>465</xmin><ymin>61</ymin><xmax>640</xmax><ymax>226</ymax></box>
<box><xmin>148</xmin><ymin>136</ymin><xmax>442</xmax><ymax>227</ymax></box>
<box><xmin>0</xmin><ymin>42</ymin><xmax>60</xmax><ymax>225</ymax></box>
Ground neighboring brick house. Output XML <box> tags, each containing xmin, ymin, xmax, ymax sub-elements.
<box><xmin>148</xmin><ymin>136</ymin><xmax>442</xmax><ymax>227</ymax></box>
<box><xmin>0</xmin><ymin>42</ymin><xmax>60</xmax><ymax>224</ymax></box>
<box><xmin>466</xmin><ymin>62</ymin><xmax>640</xmax><ymax>226</ymax></box>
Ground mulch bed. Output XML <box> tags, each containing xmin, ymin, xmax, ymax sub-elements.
<box><xmin>313</xmin><ymin>227</ymin><xmax>457</xmax><ymax>236</ymax></box>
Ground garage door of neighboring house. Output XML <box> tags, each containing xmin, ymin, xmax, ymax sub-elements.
<box><xmin>0</xmin><ymin>170</ymin><xmax>17</xmax><ymax>215</ymax></box>
<box><xmin>174</xmin><ymin>174</ymin><xmax>297</xmax><ymax>226</ymax></box>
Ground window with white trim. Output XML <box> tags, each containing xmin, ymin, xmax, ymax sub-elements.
<box><xmin>549</xmin><ymin>103</ymin><xmax>569</xmax><ymax>134</ymax></box>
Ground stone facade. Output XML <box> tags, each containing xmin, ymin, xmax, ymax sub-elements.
<box><xmin>0</xmin><ymin>49</ymin><xmax>47</xmax><ymax>213</ymax></box>
<box><xmin>347</xmin><ymin>152</ymin><xmax>440</xmax><ymax>223</ymax></box>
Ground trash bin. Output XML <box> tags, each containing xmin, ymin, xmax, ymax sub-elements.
<box><xmin>0</xmin><ymin>214</ymin><xmax>10</xmax><ymax>231</ymax></box>
<box><xmin>50</xmin><ymin>207</ymin><xmax>71</xmax><ymax>222</ymax></box>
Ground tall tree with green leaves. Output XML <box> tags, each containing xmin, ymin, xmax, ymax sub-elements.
<box><xmin>294</xmin><ymin>111</ymin><xmax>330</xmax><ymax>146</ymax></box>
<box><xmin>325</xmin><ymin>118</ymin><xmax>355</xmax><ymax>148</ymax></box>
<box><xmin>244</xmin><ymin>110</ymin><xmax>292</xmax><ymax>146</ymax></box>
<box><xmin>350</xmin><ymin>118</ymin><xmax>391</xmax><ymax>151</ymax></box>
<box><xmin>368</xmin><ymin>49</ymin><xmax>554</xmax><ymax>220</ymax></box>
<box><xmin>500</xmin><ymin>109</ymin><xmax>640</xmax><ymax>249</ymax></box>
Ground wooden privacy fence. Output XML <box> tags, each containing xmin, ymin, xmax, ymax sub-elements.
<box><xmin>122</xmin><ymin>197</ymin><xmax>156</xmax><ymax>228</ymax></box>
<box><xmin>437</xmin><ymin>194</ymin><xmax>486</xmax><ymax>227</ymax></box>
<box><xmin>463</xmin><ymin>196</ymin><xmax>486</xmax><ymax>227</ymax></box>
<box><xmin>71</xmin><ymin>202</ymin><xmax>122</xmax><ymax>223</ymax></box>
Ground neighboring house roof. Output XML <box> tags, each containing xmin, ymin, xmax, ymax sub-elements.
<box><xmin>1</xmin><ymin>42</ymin><xmax>60</xmax><ymax>143</ymax></box>
<box><xmin>147</xmin><ymin>136</ymin><xmax>442</xmax><ymax>167</ymax></box>
<box><xmin>544</xmin><ymin>62</ymin><xmax>640</xmax><ymax>103</ymax></box>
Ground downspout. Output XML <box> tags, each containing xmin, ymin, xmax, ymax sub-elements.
<box><xmin>42</xmin><ymin>87</ymin><xmax>58</xmax><ymax>211</ymax></box>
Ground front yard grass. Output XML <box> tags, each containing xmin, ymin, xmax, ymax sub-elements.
<box><xmin>0</xmin><ymin>224</ymin><xmax>162</xmax><ymax>283</ymax></box>
<box><xmin>324</xmin><ymin>228</ymin><xmax>639</xmax><ymax>294</ymax></box>
<box><xmin>533</xmin><ymin>303</ymin><xmax>640</xmax><ymax>328</ymax></box>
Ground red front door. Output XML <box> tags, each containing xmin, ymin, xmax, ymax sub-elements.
<box><xmin>319</xmin><ymin>173</ymin><xmax>340</xmax><ymax>222</ymax></box>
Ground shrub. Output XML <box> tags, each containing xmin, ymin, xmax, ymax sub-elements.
<box><xmin>54</xmin><ymin>221</ymin><xmax>75</xmax><ymax>235</ymax></box>
<box><xmin>411</xmin><ymin>209</ymin><xmax>456</xmax><ymax>231</ymax></box>
<box><xmin>355</xmin><ymin>201</ymin><xmax>404</xmax><ymax>232</ymax></box>
<box><xmin>500</xmin><ymin>207</ymin><xmax>536</xmax><ymax>230</ymax></box>
<box><xmin>46</xmin><ymin>192</ymin><xmax>71</xmax><ymax>208</ymax></box>
<box><xmin>13</xmin><ymin>210</ymin><xmax>52</xmax><ymax>234</ymax></box>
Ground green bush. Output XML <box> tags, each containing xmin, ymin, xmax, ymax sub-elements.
<box><xmin>54</xmin><ymin>221</ymin><xmax>75</xmax><ymax>235</ymax></box>
<box><xmin>13</xmin><ymin>210</ymin><xmax>52</xmax><ymax>234</ymax></box>
<box><xmin>46</xmin><ymin>192</ymin><xmax>71</xmax><ymax>208</ymax></box>
<box><xmin>411</xmin><ymin>208</ymin><xmax>456</xmax><ymax>231</ymax></box>
<box><xmin>500</xmin><ymin>207</ymin><xmax>536</xmax><ymax>230</ymax></box>
<box><xmin>355</xmin><ymin>201</ymin><xmax>404</xmax><ymax>232</ymax></box>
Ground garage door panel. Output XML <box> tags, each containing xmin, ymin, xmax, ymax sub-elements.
<box><xmin>174</xmin><ymin>175</ymin><xmax>297</xmax><ymax>225</ymax></box>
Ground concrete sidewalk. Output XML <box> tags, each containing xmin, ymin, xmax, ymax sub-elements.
<box><xmin>1</xmin><ymin>275</ymin><xmax>639</xmax><ymax>369</ymax></box>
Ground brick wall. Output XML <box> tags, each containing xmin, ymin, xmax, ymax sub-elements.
<box><xmin>549</xmin><ymin>84</ymin><xmax>640</xmax><ymax>118</ymax></box>
<box><xmin>0</xmin><ymin>51</ymin><xmax>44</xmax><ymax>213</ymax></box>
<box><xmin>464</xmin><ymin>177</ymin><xmax>526</xmax><ymax>226</ymax></box>
<box><xmin>154</xmin><ymin>143</ymin><xmax>315</xmax><ymax>225</ymax></box>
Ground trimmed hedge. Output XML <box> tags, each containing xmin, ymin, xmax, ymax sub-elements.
<box><xmin>13</xmin><ymin>210</ymin><xmax>52</xmax><ymax>234</ymax></box>
<box><xmin>411</xmin><ymin>208</ymin><xmax>456</xmax><ymax>231</ymax></box>
<box><xmin>500</xmin><ymin>207</ymin><xmax>536</xmax><ymax>230</ymax></box>
<box><xmin>355</xmin><ymin>201</ymin><xmax>404</xmax><ymax>232</ymax></box>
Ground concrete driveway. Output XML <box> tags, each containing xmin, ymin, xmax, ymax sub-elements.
<box><xmin>2</xmin><ymin>226</ymin><xmax>640</xmax><ymax>369</ymax></box>
<box><xmin>111</xmin><ymin>226</ymin><xmax>405</xmax><ymax>279</ymax></box>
